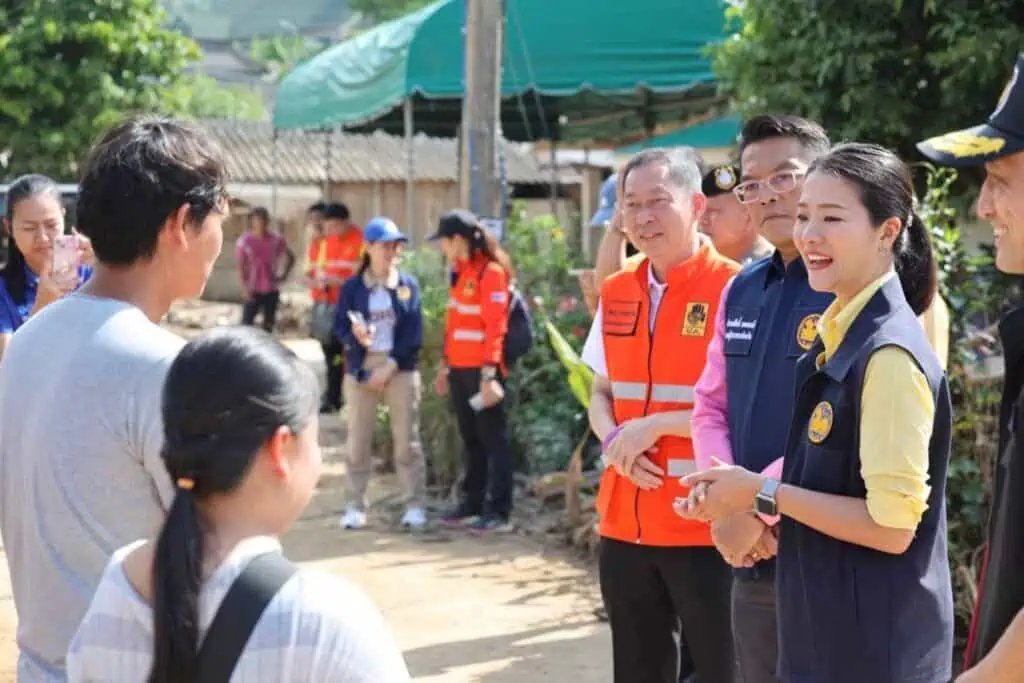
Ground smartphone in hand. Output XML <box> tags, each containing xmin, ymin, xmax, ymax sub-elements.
<box><xmin>52</xmin><ymin>235</ymin><xmax>81</xmax><ymax>277</ymax></box>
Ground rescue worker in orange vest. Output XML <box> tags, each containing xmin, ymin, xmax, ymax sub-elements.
<box><xmin>307</xmin><ymin>202</ymin><xmax>363</xmax><ymax>412</ymax></box>
<box><xmin>429</xmin><ymin>210</ymin><xmax>516</xmax><ymax>533</ymax></box>
<box><xmin>581</xmin><ymin>149</ymin><xmax>739</xmax><ymax>683</ymax></box>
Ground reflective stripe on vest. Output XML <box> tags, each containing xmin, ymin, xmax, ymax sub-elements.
<box><xmin>452</xmin><ymin>329</ymin><xmax>485</xmax><ymax>341</ymax></box>
<box><xmin>610</xmin><ymin>381</ymin><xmax>694</xmax><ymax>404</ymax></box>
<box><xmin>448</xmin><ymin>299</ymin><xmax>482</xmax><ymax>315</ymax></box>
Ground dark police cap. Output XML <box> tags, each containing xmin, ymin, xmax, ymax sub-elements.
<box><xmin>918</xmin><ymin>52</ymin><xmax>1024</xmax><ymax>167</ymax></box>
<box><xmin>426</xmin><ymin>208</ymin><xmax>481</xmax><ymax>241</ymax></box>
<box><xmin>702</xmin><ymin>165</ymin><xmax>740</xmax><ymax>198</ymax></box>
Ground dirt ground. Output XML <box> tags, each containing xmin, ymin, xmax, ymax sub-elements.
<box><xmin>0</xmin><ymin>404</ymin><xmax>612</xmax><ymax>682</ymax></box>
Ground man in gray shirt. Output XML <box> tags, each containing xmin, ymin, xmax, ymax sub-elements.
<box><xmin>0</xmin><ymin>116</ymin><xmax>229</xmax><ymax>681</ymax></box>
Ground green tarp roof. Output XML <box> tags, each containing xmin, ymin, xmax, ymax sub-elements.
<box><xmin>273</xmin><ymin>0</ymin><xmax>729</xmax><ymax>143</ymax></box>
<box><xmin>616</xmin><ymin>114</ymin><xmax>741</xmax><ymax>153</ymax></box>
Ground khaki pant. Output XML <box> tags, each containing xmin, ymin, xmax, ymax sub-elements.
<box><xmin>343</xmin><ymin>352</ymin><xmax>426</xmax><ymax>509</ymax></box>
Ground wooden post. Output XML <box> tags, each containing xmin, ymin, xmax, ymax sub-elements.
<box><xmin>460</xmin><ymin>0</ymin><xmax>503</xmax><ymax>218</ymax></box>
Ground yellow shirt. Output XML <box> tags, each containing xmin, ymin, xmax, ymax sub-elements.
<box><xmin>817</xmin><ymin>272</ymin><xmax>934</xmax><ymax>530</ymax></box>
<box><xmin>918</xmin><ymin>295</ymin><xmax>950</xmax><ymax>371</ymax></box>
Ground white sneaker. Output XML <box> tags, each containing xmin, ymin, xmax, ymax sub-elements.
<box><xmin>340</xmin><ymin>508</ymin><xmax>367</xmax><ymax>529</ymax></box>
<box><xmin>400</xmin><ymin>507</ymin><xmax>427</xmax><ymax>529</ymax></box>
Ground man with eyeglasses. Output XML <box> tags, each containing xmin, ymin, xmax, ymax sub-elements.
<box><xmin>687</xmin><ymin>115</ymin><xmax>834</xmax><ymax>683</ymax></box>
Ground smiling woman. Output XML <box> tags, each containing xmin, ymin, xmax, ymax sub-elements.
<box><xmin>679</xmin><ymin>143</ymin><xmax>954</xmax><ymax>683</ymax></box>
<box><xmin>0</xmin><ymin>174</ymin><xmax>92</xmax><ymax>358</ymax></box>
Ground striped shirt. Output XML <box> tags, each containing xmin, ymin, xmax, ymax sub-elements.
<box><xmin>67</xmin><ymin>536</ymin><xmax>411</xmax><ymax>683</ymax></box>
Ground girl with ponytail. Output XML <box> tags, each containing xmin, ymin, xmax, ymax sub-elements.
<box><xmin>68</xmin><ymin>327</ymin><xmax>410</xmax><ymax>682</ymax></box>
<box><xmin>676</xmin><ymin>143</ymin><xmax>955</xmax><ymax>683</ymax></box>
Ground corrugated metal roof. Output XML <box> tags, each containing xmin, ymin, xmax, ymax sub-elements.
<box><xmin>198</xmin><ymin>119</ymin><xmax>579</xmax><ymax>185</ymax></box>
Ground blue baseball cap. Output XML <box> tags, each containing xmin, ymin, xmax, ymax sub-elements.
<box><xmin>590</xmin><ymin>174</ymin><xmax>618</xmax><ymax>226</ymax></box>
<box><xmin>363</xmin><ymin>216</ymin><xmax>408</xmax><ymax>243</ymax></box>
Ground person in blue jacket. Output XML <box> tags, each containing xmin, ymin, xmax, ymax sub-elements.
<box><xmin>333</xmin><ymin>217</ymin><xmax>427</xmax><ymax>531</ymax></box>
<box><xmin>0</xmin><ymin>174</ymin><xmax>93</xmax><ymax>360</ymax></box>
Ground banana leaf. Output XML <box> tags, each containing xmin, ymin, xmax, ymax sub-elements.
<box><xmin>544</xmin><ymin>320</ymin><xmax>594</xmax><ymax>409</ymax></box>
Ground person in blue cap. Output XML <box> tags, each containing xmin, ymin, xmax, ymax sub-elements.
<box><xmin>333</xmin><ymin>217</ymin><xmax>427</xmax><ymax>531</ymax></box>
<box><xmin>918</xmin><ymin>52</ymin><xmax>1024</xmax><ymax>683</ymax></box>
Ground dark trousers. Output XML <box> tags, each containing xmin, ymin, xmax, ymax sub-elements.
<box><xmin>448</xmin><ymin>367</ymin><xmax>514</xmax><ymax>519</ymax></box>
<box><xmin>599</xmin><ymin>539</ymin><xmax>735</xmax><ymax>683</ymax></box>
<box><xmin>322</xmin><ymin>338</ymin><xmax>345</xmax><ymax>409</ymax></box>
<box><xmin>242</xmin><ymin>290</ymin><xmax>280</xmax><ymax>332</ymax></box>
<box><xmin>732</xmin><ymin>576</ymin><xmax>778</xmax><ymax>683</ymax></box>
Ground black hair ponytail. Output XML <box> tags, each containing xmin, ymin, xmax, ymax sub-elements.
<box><xmin>894</xmin><ymin>211</ymin><xmax>937</xmax><ymax>316</ymax></box>
<box><xmin>148</xmin><ymin>326</ymin><xmax>319</xmax><ymax>683</ymax></box>
<box><xmin>148</xmin><ymin>488</ymin><xmax>204</xmax><ymax>683</ymax></box>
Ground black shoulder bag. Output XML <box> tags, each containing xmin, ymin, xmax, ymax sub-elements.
<box><xmin>194</xmin><ymin>551</ymin><xmax>298</xmax><ymax>683</ymax></box>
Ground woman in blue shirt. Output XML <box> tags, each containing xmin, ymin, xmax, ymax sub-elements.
<box><xmin>333</xmin><ymin>217</ymin><xmax>427</xmax><ymax>531</ymax></box>
<box><xmin>0</xmin><ymin>174</ymin><xmax>92</xmax><ymax>357</ymax></box>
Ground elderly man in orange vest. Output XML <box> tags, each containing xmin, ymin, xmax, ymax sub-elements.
<box><xmin>580</xmin><ymin>148</ymin><xmax>739</xmax><ymax>683</ymax></box>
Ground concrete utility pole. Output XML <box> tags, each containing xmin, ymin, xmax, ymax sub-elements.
<box><xmin>459</xmin><ymin>0</ymin><xmax>504</xmax><ymax>219</ymax></box>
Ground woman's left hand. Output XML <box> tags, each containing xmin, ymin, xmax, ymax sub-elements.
<box><xmin>480</xmin><ymin>378</ymin><xmax>504</xmax><ymax>408</ymax></box>
<box><xmin>676</xmin><ymin>458</ymin><xmax>765</xmax><ymax>523</ymax></box>
<box><xmin>367</xmin><ymin>365</ymin><xmax>394</xmax><ymax>390</ymax></box>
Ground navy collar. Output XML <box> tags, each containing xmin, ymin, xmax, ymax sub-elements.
<box><xmin>762</xmin><ymin>250</ymin><xmax>806</xmax><ymax>288</ymax></box>
<box><xmin>814</xmin><ymin>276</ymin><xmax>909</xmax><ymax>383</ymax></box>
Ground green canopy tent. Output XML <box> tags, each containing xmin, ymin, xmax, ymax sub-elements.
<box><xmin>271</xmin><ymin>0</ymin><xmax>729</xmax><ymax>231</ymax></box>
<box><xmin>273</xmin><ymin>0</ymin><xmax>729</xmax><ymax>142</ymax></box>
<box><xmin>615</xmin><ymin>113</ymin><xmax>741</xmax><ymax>154</ymax></box>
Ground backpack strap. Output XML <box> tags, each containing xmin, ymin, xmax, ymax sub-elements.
<box><xmin>194</xmin><ymin>551</ymin><xmax>298</xmax><ymax>683</ymax></box>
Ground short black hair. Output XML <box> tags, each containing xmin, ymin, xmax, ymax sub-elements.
<box><xmin>249</xmin><ymin>206</ymin><xmax>270</xmax><ymax>225</ymax></box>
<box><xmin>322</xmin><ymin>202</ymin><xmax>350</xmax><ymax>221</ymax></box>
<box><xmin>75</xmin><ymin>115</ymin><xmax>228</xmax><ymax>266</ymax></box>
<box><xmin>738</xmin><ymin>115</ymin><xmax>831</xmax><ymax>159</ymax></box>
<box><xmin>308</xmin><ymin>201</ymin><xmax>326</xmax><ymax>214</ymax></box>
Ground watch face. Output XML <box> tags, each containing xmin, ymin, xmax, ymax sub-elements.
<box><xmin>755</xmin><ymin>494</ymin><xmax>777</xmax><ymax>517</ymax></box>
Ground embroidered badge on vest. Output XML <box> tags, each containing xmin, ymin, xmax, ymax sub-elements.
<box><xmin>603</xmin><ymin>299</ymin><xmax>641</xmax><ymax>336</ymax></box>
<box><xmin>397</xmin><ymin>285</ymin><xmax>411</xmax><ymax>301</ymax></box>
<box><xmin>807</xmin><ymin>401</ymin><xmax>834</xmax><ymax>444</ymax></box>
<box><xmin>682</xmin><ymin>302</ymin><xmax>709</xmax><ymax>337</ymax></box>
<box><xmin>796</xmin><ymin>314</ymin><xmax>821</xmax><ymax>351</ymax></box>
<box><xmin>463</xmin><ymin>279</ymin><xmax>476</xmax><ymax>297</ymax></box>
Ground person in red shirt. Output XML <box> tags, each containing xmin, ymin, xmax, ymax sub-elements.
<box><xmin>429</xmin><ymin>210</ymin><xmax>515</xmax><ymax>533</ymax></box>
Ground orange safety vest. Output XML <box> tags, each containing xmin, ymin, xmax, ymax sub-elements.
<box><xmin>596</xmin><ymin>241</ymin><xmax>738</xmax><ymax>546</ymax></box>
<box><xmin>444</xmin><ymin>255</ymin><xmax>510</xmax><ymax>369</ymax></box>
<box><xmin>308</xmin><ymin>228</ymin><xmax>363</xmax><ymax>304</ymax></box>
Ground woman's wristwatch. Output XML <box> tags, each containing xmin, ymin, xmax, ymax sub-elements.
<box><xmin>481</xmin><ymin>365</ymin><xmax>498</xmax><ymax>381</ymax></box>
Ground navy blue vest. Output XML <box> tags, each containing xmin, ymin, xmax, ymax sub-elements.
<box><xmin>724</xmin><ymin>253</ymin><xmax>832</xmax><ymax>579</ymax></box>
<box><xmin>777</xmin><ymin>277</ymin><xmax>954</xmax><ymax>683</ymax></box>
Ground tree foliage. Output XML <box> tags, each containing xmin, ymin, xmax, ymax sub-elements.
<box><xmin>248</xmin><ymin>35</ymin><xmax>325</xmax><ymax>82</ymax></box>
<box><xmin>0</xmin><ymin>0</ymin><xmax>200</xmax><ymax>180</ymax></box>
<box><xmin>167</xmin><ymin>73</ymin><xmax>269</xmax><ymax>122</ymax></box>
<box><xmin>712</xmin><ymin>0</ymin><xmax>1024</xmax><ymax>160</ymax></box>
<box><xmin>349</xmin><ymin>0</ymin><xmax>434</xmax><ymax>23</ymax></box>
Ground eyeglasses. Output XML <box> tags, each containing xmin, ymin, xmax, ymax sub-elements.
<box><xmin>733</xmin><ymin>170</ymin><xmax>806</xmax><ymax>205</ymax></box>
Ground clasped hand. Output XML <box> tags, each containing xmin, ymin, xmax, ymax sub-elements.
<box><xmin>672</xmin><ymin>457</ymin><xmax>765</xmax><ymax>523</ymax></box>
<box><xmin>605</xmin><ymin>417</ymin><xmax>664</xmax><ymax>489</ymax></box>
<box><xmin>710</xmin><ymin>513</ymin><xmax>778</xmax><ymax>567</ymax></box>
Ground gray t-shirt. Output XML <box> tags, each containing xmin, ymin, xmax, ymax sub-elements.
<box><xmin>0</xmin><ymin>293</ymin><xmax>183</xmax><ymax>682</ymax></box>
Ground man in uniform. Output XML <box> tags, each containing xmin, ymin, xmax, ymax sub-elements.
<box><xmin>582</xmin><ymin>147</ymin><xmax>739</xmax><ymax>683</ymax></box>
<box><xmin>690</xmin><ymin>115</ymin><xmax>833</xmax><ymax>683</ymax></box>
<box><xmin>699</xmin><ymin>163</ymin><xmax>773</xmax><ymax>265</ymax></box>
<box><xmin>917</xmin><ymin>52</ymin><xmax>1024</xmax><ymax>683</ymax></box>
